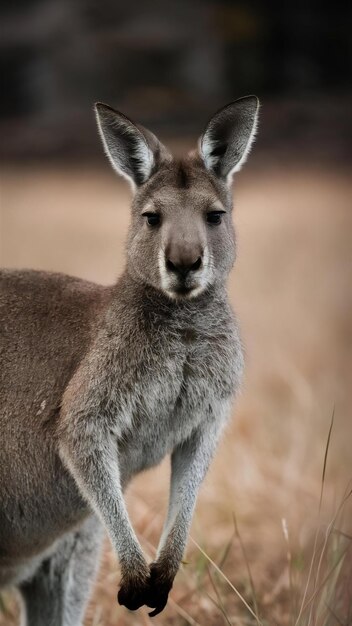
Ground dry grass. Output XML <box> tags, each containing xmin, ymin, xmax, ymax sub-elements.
<box><xmin>0</xmin><ymin>160</ymin><xmax>351</xmax><ymax>625</ymax></box>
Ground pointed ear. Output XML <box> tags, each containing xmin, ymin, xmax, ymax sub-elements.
<box><xmin>95</xmin><ymin>103</ymin><xmax>170</xmax><ymax>189</ymax></box>
<box><xmin>200</xmin><ymin>96</ymin><xmax>259</xmax><ymax>183</ymax></box>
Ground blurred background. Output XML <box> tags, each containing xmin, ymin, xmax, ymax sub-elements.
<box><xmin>1</xmin><ymin>0</ymin><xmax>352</xmax><ymax>161</ymax></box>
<box><xmin>1</xmin><ymin>1</ymin><xmax>351</xmax><ymax>625</ymax></box>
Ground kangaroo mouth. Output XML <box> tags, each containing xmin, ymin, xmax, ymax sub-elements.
<box><xmin>165</xmin><ymin>280</ymin><xmax>206</xmax><ymax>300</ymax></box>
<box><xmin>174</xmin><ymin>284</ymin><xmax>193</xmax><ymax>296</ymax></box>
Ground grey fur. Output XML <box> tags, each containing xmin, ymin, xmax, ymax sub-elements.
<box><xmin>0</xmin><ymin>95</ymin><xmax>258</xmax><ymax>622</ymax></box>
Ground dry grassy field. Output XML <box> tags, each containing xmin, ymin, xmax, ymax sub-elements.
<box><xmin>1</xmin><ymin>161</ymin><xmax>351</xmax><ymax>625</ymax></box>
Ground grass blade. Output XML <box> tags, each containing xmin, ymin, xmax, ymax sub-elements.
<box><xmin>295</xmin><ymin>408</ymin><xmax>335</xmax><ymax>626</ymax></box>
<box><xmin>190</xmin><ymin>536</ymin><xmax>263</xmax><ymax>625</ymax></box>
<box><xmin>233</xmin><ymin>511</ymin><xmax>260</xmax><ymax>624</ymax></box>
<box><xmin>205</xmin><ymin>567</ymin><xmax>233</xmax><ymax>626</ymax></box>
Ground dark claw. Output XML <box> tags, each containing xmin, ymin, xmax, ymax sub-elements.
<box><xmin>117</xmin><ymin>578</ymin><xmax>148</xmax><ymax>611</ymax></box>
<box><xmin>145</xmin><ymin>562</ymin><xmax>173</xmax><ymax>617</ymax></box>
<box><xmin>117</xmin><ymin>563</ymin><xmax>173</xmax><ymax>616</ymax></box>
<box><xmin>148</xmin><ymin>598</ymin><xmax>168</xmax><ymax>617</ymax></box>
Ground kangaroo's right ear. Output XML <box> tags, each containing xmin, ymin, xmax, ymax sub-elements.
<box><xmin>95</xmin><ymin>103</ymin><xmax>170</xmax><ymax>190</ymax></box>
<box><xmin>200</xmin><ymin>96</ymin><xmax>259</xmax><ymax>184</ymax></box>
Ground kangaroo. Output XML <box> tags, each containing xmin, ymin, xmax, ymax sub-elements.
<box><xmin>0</xmin><ymin>96</ymin><xmax>259</xmax><ymax>624</ymax></box>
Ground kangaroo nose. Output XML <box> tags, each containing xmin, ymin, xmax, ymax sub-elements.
<box><xmin>165</xmin><ymin>249</ymin><xmax>202</xmax><ymax>278</ymax></box>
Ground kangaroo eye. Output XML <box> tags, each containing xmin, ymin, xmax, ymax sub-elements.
<box><xmin>143</xmin><ymin>212</ymin><xmax>161</xmax><ymax>227</ymax></box>
<box><xmin>206</xmin><ymin>211</ymin><xmax>224</xmax><ymax>225</ymax></box>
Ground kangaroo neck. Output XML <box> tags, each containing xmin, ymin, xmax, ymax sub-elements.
<box><xmin>108</xmin><ymin>269</ymin><xmax>229</xmax><ymax>329</ymax></box>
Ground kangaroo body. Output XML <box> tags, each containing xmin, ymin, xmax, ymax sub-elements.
<box><xmin>0</xmin><ymin>270</ymin><xmax>240</xmax><ymax>574</ymax></box>
<box><xmin>0</xmin><ymin>96</ymin><xmax>258</xmax><ymax>624</ymax></box>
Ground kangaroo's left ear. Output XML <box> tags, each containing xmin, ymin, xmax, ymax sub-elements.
<box><xmin>95</xmin><ymin>102</ymin><xmax>171</xmax><ymax>191</ymax></box>
<box><xmin>200</xmin><ymin>96</ymin><xmax>259</xmax><ymax>184</ymax></box>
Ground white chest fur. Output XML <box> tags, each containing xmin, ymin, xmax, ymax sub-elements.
<box><xmin>117</xmin><ymin>330</ymin><xmax>240</xmax><ymax>483</ymax></box>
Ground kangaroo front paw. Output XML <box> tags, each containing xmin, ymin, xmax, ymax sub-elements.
<box><xmin>117</xmin><ymin>576</ymin><xmax>149</xmax><ymax>611</ymax></box>
<box><xmin>146</xmin><ymin>562</ymin><xmax>174</xmax><ymax>617</ymax></box>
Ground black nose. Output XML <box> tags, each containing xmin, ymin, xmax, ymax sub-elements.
<box><xmin>166</xmin><ymin>256</ymin><xmax>202</xmax><ymax>278</ymax></box>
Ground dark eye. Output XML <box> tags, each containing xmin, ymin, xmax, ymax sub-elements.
<box><xmin>206</xmin><ymin>211</ymin><xmax>225</xmax><ymax>225</ymax></box>
<box><xmin>143</xmin><ymin>212</ymin><xmax>161</xmax><ymax>227</ymax></box>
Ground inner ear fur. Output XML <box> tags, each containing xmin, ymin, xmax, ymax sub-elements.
<box><xmin>200</xmin><ymin>95</ymin><xmax>259</xmax><ymax>181</ymax></box>
<box><xmin>95</xmin><ymin>103</ymin><xmax>170</xmax><ymax>189</ymax></box>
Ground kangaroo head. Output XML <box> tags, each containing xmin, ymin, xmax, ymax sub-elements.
<box><xmin>95</xmin><ymin>97</ymin><xmax>259</xmax><ymax>300</ymax></box>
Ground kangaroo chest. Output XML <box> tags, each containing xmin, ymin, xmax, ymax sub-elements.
<box><xmin>118</xmin><ymin>324</ymin><xmax>239</xmax><ymax>482</ymax></box>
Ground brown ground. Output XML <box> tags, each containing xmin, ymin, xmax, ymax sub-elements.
<box><xmin>0</xmin><ymin>161</ymin><xmax>351</xmax><ymax>625</ymax></box>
